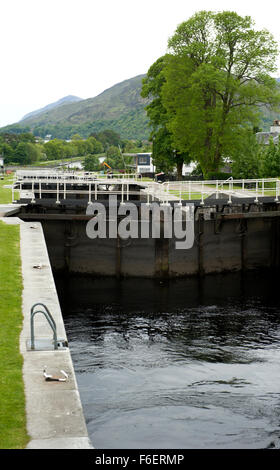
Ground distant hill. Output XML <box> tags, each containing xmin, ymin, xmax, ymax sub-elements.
<box><xmin>1</xmin><ymin>74</ymin><xmax>280</xmax><ymax>141</ymax></box>
<box><xmin>20</xmin><ymin>95</ymin><xmax>82</xmax><ymax>121</ymax></box>
<box><xmin>7</xmin><ymin>75</ymin><xmax>150</xmax><ymax>140</ymax></box>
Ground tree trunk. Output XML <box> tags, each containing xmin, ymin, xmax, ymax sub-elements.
<box><xmin>176</xmin><ymin>160</ymin><xmax>183</xmax><ymax>180</ymax></box>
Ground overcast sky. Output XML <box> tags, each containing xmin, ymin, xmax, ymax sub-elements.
<box><xmin>1</xmin><ymin>0</ymin><xmax>280</xmax><ymax>128</ymax></box>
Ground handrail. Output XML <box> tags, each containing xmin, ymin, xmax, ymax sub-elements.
<box><xmin>13</xmin><ymin>172</ymin><xmax>280</xmax><ymax>206</ymax></box>
<box><xmin>160</xmin><ymin>178</ymin><xmax>280</xmax><ymax>205</ymax></box>
<box><xmin>217</xmin><ymin>176</ymin><xmax>233</xmax><ymax>189</ymax></box>
<box><xmin>30</xmin><ymin>303</ymin><xmax>58</xmax><ymax>350</ymax></box>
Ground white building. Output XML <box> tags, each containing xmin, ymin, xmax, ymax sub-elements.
<box><xmin>135</xmin><ymin>153</ymin><xmax>155</xmax><ymax>174</ymax></box>
<box><xmin>135</xmin><ymin>152</ymin><xmax>197</xmax><ymax>176</ymax></box>
<box><xmin>182</xmin><ymin>161</ymin><xmax>197</xmax><ymax>176</ymax></box>
<box><xmin>256</xmin><ymin>120</ymin><xmax>280</xmax><ymax>145</ymax></box>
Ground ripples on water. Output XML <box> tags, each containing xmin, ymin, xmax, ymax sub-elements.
<box><xmin>56</xmin><ymin>271</ymin><xmax>280</xmax><ymax>449</ymax></box>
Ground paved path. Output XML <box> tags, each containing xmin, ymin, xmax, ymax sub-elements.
<box><xmin>1</xmin><ymin>205</ymin><xmax>93</xmax><ymax>449</ymax></box>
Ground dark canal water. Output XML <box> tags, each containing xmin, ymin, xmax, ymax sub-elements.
<box><xmin>55</xmin><ymin>270</ymin><xmax>280</xmax><ymax>449</ymax></box>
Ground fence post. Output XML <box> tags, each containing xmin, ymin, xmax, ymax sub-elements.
<box><xmin>200</xmin><ymin>181</ymin><xmax>204</xmax><ymax>205</ymax></box>
<box><xmin>228</xmin><ymin>180</ymin><xmax>232</xmax><ymax>205</ymax></box>
<box><xmin>275</xmin><ymin>179</ymin><xmax>279</xmax><ymax>202</ymax></box>
<box><xmin>254</xmin><ymin>180</ymin><xmax>259</xmax><ymax>203</ymax></box>
<box><xmin>179</xmin><ymin>182</ymin><xmax>182</xmax><ymax>206</ymax></box>
<box><xmin>56</xmin><ymin>181</ymin><xmax>60</xmax><ymax>204</ymax></box>
<box><xmin>121</xmin><ymin>181</ymin><xmax>124</xmax><ymax>205</ymax></box>
<box><xmin>31</xmin><ymin>180</ymin><xmax>35</xmax><ymax>204</ymax></box>
<box><xmin>88</xmin><ymin>182</ymin><xmax>92</xmax><ymax>204</ymax></box>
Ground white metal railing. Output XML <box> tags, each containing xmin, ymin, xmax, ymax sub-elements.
<box><xmin>15</xmin><ymin>169</ymin><xmax>139</xmax><ymax>182</ymax></box>
<box><xmin>161</xmin><ymin>178</ymin><xmax>280</xmax><ymax>205</ymax></box>
<box><xmin>12</xmin><ymin>172</ymin><xmax>280</xmax><ymax>206</ymax></box>
<box><xmin>13</xmin><ymin>179</ymin><xmax>145</xmax><ymax>205</ymax></box>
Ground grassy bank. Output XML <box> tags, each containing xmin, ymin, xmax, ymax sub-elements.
<box><xmin>30</xmin><ymin>155</ymin><xmax>87</xmax><ymax>167</ymax></box>
<box><xmin>0</xmin><ymin>220</ymin><xmax>29</xmax><ymax>448</ymax></box>
<box><xmin>0</xmin><ymin>175</ymin><xmax>14</xmax><ymax>204</ymax></box>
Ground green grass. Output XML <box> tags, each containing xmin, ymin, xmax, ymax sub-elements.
<box><xmin>29</xmin><ymin>153</ymin><xmax>107</xmax><ymax>167</ymax></box>
<box><xmin>169</xmin><ymin>190</ymin><xmax>203</xmax><ymax>200</ymax></box>
<box><xmin>0</xmin><ymin>174</ymin><xmax>20</xmax><ymax>204</ymax></box>
<box><xmin>30</xmin><ymin>155</ymin><xmax>88</xmax><ymax>167</ymax></box>
<box><xmin>0</xmin><ymin>221</ymin><xmax>29</xmax><ymax>448</ymax></box>
<box><xmin>139</xmin><ymin>177</ymin><xmax>154</xmax><ymax>182</ymax></box>
<box><xmin>170</xmin><ymin>182</ymin><xmax>278</xmax><ymax>200</ymax></box>
<box><xmin>0</xmin><ymin>175</ymin><xmax>14</xmax><ymax>204</ymax></box>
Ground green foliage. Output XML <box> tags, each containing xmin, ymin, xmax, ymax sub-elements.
<box><xmin>0</xmin><ymin>174</ymin><xmax>16</xmax><ymax>203</ymax></box>
<box><xmin>13</xmin><ymin>142</ymin><xmax>41</xmax><ymax>164</ymax></box>
<box><xmin>43</xmin><ymin>136</ymin><xmax>104</xmax><ymax>162</ymax></box>
<box><xmin>0</xmin><ymin>130</ymin><xmax>147</xmax><ymax>167</ymax></box>
<box><xmin>0</xmin><ymin>133</ymin><xmax>43</xmax><ymax>164</ymax></box>
<box><xmin>161</xmin><ymin>10</ymin><xmax>280</xmax><ymax>177</ymax></box>
<box><xmin>207</xmin><ymin>171</ymin><xmax>234</xmax><ymax>180</ymax></box>
<box><xmin>91</xmin><ymin>129</ymin><xmax>121</xmax><ymax>148</ymax></box>
<box><xmin>141</xmin><ymin>56</ymin><xmax>191</xmax><ymax>178</ymax></box>
<box><xmin>44</xmin><ymin>139</ymin><xmax>65</xmax><ymax>160</ymax></box>
<box><xmin>102</xmin><ymin>145</ymin><xmax>134</xmax><ymax>170</ymax></box>
<box><xmin>0</xmin><ymin>221</ymin><xmax>29</xmax><ymax>448</ymax></box>
<box><xmin>105</xmin><ymin>155</ymin><xmax>124</xmax><ymax>170</ymax></box>
<box><xmin>0</xmin><ymin>75</ymin><xmax>150</xmax><ymax>140</ymax></box>
<box><xmin>231</xmin><ymin>133</ymin><xmax>262</xmax><ymax>178</ymax></box>
<box><xmin>106</xmin><ymin>145</ymin><xmax>120</xmax><ymax>158</ymax></box>
<box><xmin>123</xmin><ymin>140</ymin><xmax>136</xmax><ymax>152</ymax></box>
<box><xmin>261</xmin><ymin>140</ymin><xmax>280</xmax><ymax>177</ymax></box>
<box><xmin>83</xmin><ymin>154</ymin><xmax>100</xmax><ymax>171</ymax></box>
<box><xmin>0</xmin><ymin>124</ymin><xmax>31</xmax><ymax>135</ymax></box>
<box><xmin>0</xmin><ymin>132</ymin><xmax>35</xmax><ymax>149</ymax></box>
<box><xmin>231</xmin><ymin>133</ymin><xmax>280</xmax><ymax>179</ymax></box>
<box><xmin>142</xmin><ymin>56</ymin><xmax>169</xmax><ymax>128</ymax></box>
<box><xmin>0</xmin><ymin>142</ymin><xmax>14</xmax><ymax>163</ymax></box>
<box><xmin>87</xmin><ymin>137</ymin><xmax>103</xmax><ymax>154</ymax></box>
<box><xmin>151</xmin><ymin>127</ymin><xmax>178</xmax><ymax>173</ymax></box>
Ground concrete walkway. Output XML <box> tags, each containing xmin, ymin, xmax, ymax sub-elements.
<box><xmin>0</xmin><ymin>204</ymin><xmax>22</xmax><ymax>217</ymax></box>
<box><xmin>1</xmin><ymin>206</ymin><xmax>93</xmax><ymax>449</ymax></box>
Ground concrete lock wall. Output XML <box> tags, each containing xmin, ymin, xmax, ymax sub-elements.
<box><xmin>38</xmin><ymin>213</ymin><xmax>277</xmax><ymax>278</ymax></box>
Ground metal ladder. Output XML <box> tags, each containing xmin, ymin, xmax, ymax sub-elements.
<box><xmin>30</xmin><ymin>303</ymin><xmax>58</xmax><ymax>350</ymax></box>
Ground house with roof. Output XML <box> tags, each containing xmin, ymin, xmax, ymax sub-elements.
<box><xmin>126</xmin><ymin>152</ymin><xmax>197</xmax><ymax>176</ymax></box>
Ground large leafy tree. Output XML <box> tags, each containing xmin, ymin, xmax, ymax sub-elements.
<box><xmin>44</xmin><ymin>139</ymin><xmax>65</xmax><ymax>160</ymax></box>
<box><xmin>90</xmin><ymin>129</ymin><xmax>121</xmax><ymax>149</ymax></box>
<box><xmin>84</xmin><ymin>154</ymin><xmax>100</xmax><ymax>172</ymax></box>
<box><xmin>261</xmin><ymin>140</ymin><xmax>280</xmax><ymax>177</ymax></box>
<box><xmin>14</xmin><ymin>142</ymin><xmax>41</xmax><ymax>164</ymax></box>
<box><xmin>162</xmin><ymin>10</ymin><xmax>280</xmax><ymax>177</ymax></box>
<box><xmin>231</xmin><ymin>132</ymin><xmax>262</xmax><ymax>178</ymax></box>
<box><xmin>141</xmin><ymin>56</ymin><xmax>191</xmax><ymax>179</ymax></box>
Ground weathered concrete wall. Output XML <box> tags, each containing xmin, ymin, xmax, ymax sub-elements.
<box><xmin>37</xmin><ymin>213</ymin><xmax>277</xmax><ymax>279</ymax></box>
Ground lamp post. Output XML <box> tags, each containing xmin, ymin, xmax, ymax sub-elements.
<box><xmin>0</xmin><ymin>154</ymin><xmax>4</xmax><ymax>179</ymax></box>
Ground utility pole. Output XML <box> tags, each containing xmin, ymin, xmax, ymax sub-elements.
<box><xmin>118</xmin><ymin>144</ymin><xmax>126</xmax><ymax>171</ymax></box>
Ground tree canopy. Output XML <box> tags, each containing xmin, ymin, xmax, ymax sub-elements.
<box><xmin>141</xmin><ymin>56</ymin><xmax>191</xmax><ymax>178</ymax></box>
<box><xmin>143</xmin><ymin>10</ymin><xmax>280</xmax><ymax>178</ymax></box>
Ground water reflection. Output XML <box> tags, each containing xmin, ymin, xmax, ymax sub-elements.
<box><xmin>56</xmin><ymin>270</ymin><xmax>280</xmax><ymax>449</ymax></box>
